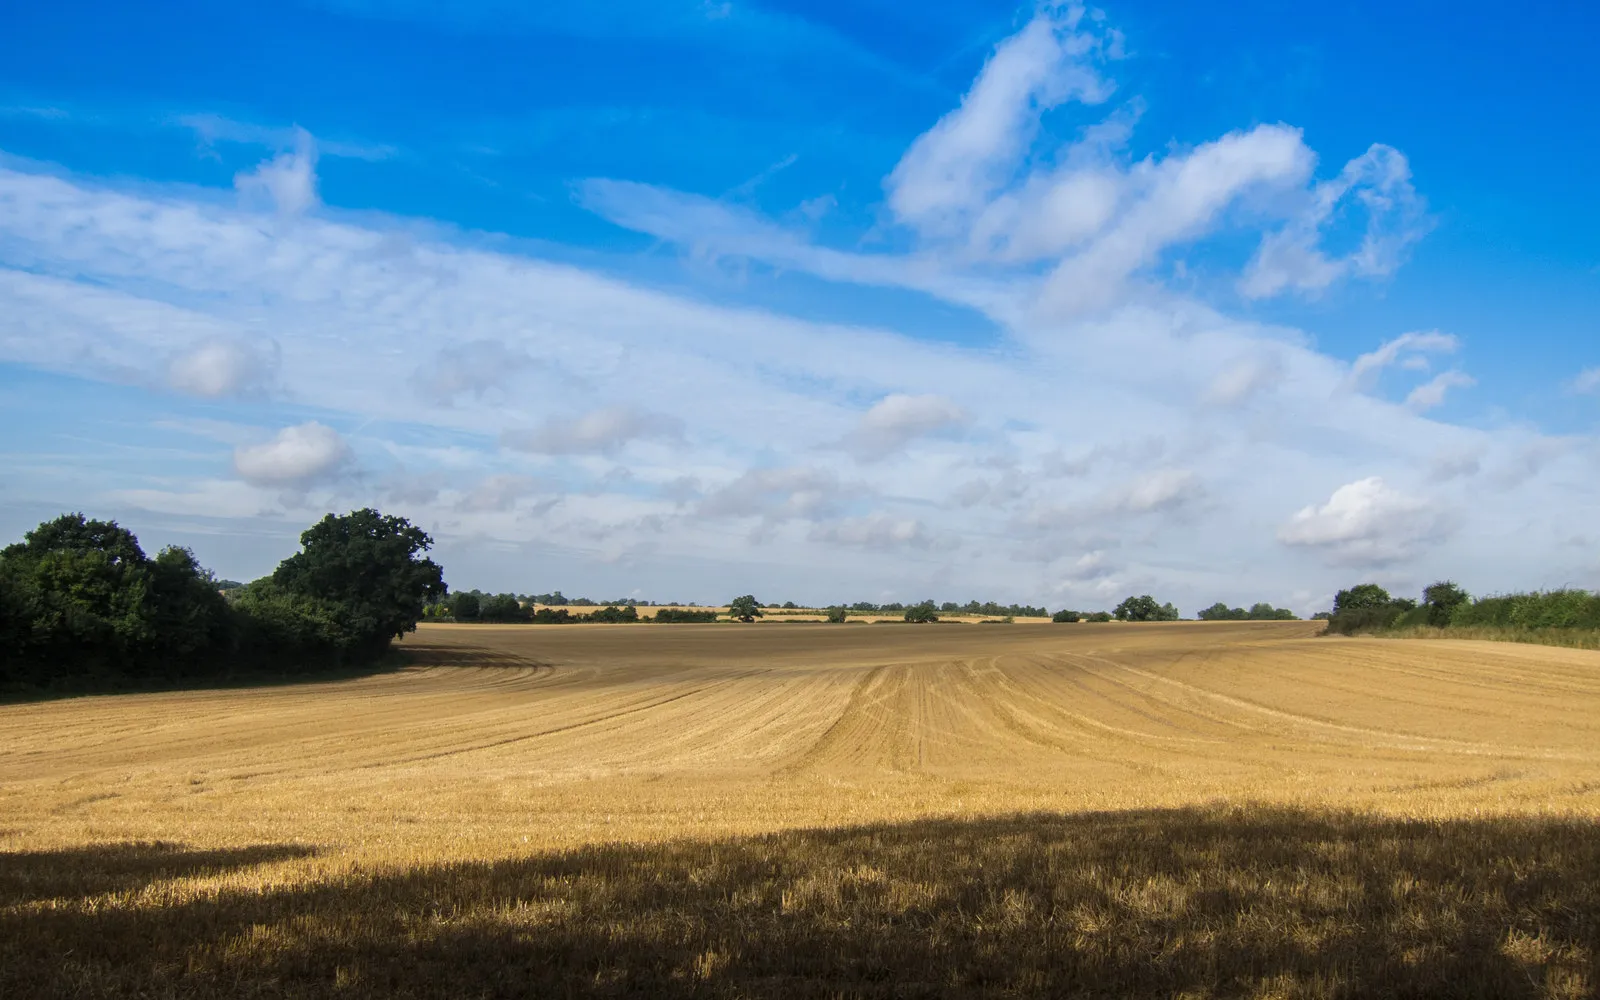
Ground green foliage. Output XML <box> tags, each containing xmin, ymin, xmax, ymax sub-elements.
<box><xmin>478</xmin><ymin>593</ymin><xmax>524</xmax><ymax>622</ymax></box>
<box><xmin>652</xmin><ymin>609</ymin><xmax>719</xmax><ymax>623</ymax></box>
<box><xmin>271</xmin><ymin>509</ymin><xmax>445</xmax><ymax>657</ymax></box>
<box><xmin>1198</xmin><ymin>602</ymin><xmax>1298</xmax><ymax>621</ymax></box>
<box><xmin>824</xmin><ymin>606</ymin><xmax>848</xmax><ymax>624</ymax></box>
<box><xmin>230</xmin><ymin>581</ymin><xmax>360</xmax><ymax>671</ymax></box>
<box><xmin>1052</xmin><ymin>610</ymin><xmax>1081</xmax><ymax>623</ymax></box>
<box><xmin>903</xmin><ymin>601</ymin><xmax>939</xmax><ymax>623</ymax></box>
<box><xmin>1324</xmin><ymin>583</ymin><xmax>1418</xmax><ymax>635</ymax></box>
<box><xmin>1421</xmin><ymin>581</ymin><xmax>1470</xmax><ymax>626</ymax></box>
<box><xmin>1114</xmin><ymin>595</ymin><xmax>1180</xmax><ymax>622</ymax></box>
<box><xmin>1450</xmin><ymin>590</ymin><xmax>1600</xmax><ymax>630</ymax></box>
<box><xmin>1</xmin><ymin>509</ymin><xmax>446</xmax><ymax>693</ymax></box>
<box><xmin>728</xmin><ymin>595</ymin><xmax>764</xmax><ymax>623</ymax></box>
<box><xmin>1084</xmin><ymin>611</ymin><xmax>1114</xmax><ymax>623</ymax></box>
<box><xmin>1326</xmin><ymin>585</ymin><xmax>1600</xmax><ymax>639</ymax></box>
<box><xmin>0</xmin><ymin>514</ymin><xmax>235</xmax><ymax>687</ymax></box>
<box><xmin>450</xmin><ymin>591</ymin><xmax>481</xmax><ymax>622</ymax></box>
<box><xmin>1333</xmin><ymin>584</ymin><xmax>1392</xmax><ymax>614</ymax></box>
<box><xmin>587</xmin><ymin>605</ymin><xmax>640</xmax><ymax>623</ymax></box>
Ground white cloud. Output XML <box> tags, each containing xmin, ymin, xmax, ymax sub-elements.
<box><xmin>1203</xmin><ymin>354</ymin><xmax>1284</xmax><ymax>406</ymax></box>
<box><xmin>697</xmin><ymin>467</ymin><xmax>854</xmax><ymax>522</ymax></box>
<box><xmin>1349</xmin><ymin>331</ymin><xmax>1459</xmax><ymax>388</ymax></box>
<box><xmin>412</xmin><ymin>339</ymin><xmax>537</xmax><ymax>404</ymax></box>
<box><xmin>1115</xmin><ymin>468</ymin><xmax>1199</xmax><ymax>513</ymax></box>
<box><xmin>1036</xmin><ymin>124</ymin><xmax>1315</xmax><ymax>317</ymax></box>
<box><xmin>1240</xmin><ymin>144</ymin><xmax>1429</xmax><ymax>299</ymax></box>
<box><xmin>166</xmin><ymin>337</ymin><xmax>277</xmax><ymax>398</ymax></box>
<box><xmin>1278</xmin><ymin>477</ymin><xmax>1448</xmax><ymax>567</ymax></box>
<box><xmin>1572</xmin><ymin>367</ymin><xmax>1600</xmax><ymax>394</ymax></box>
<box><xmin>885</xmin><ymin>4</ymin><xmax>1114</xmax><ymax>240</ymax></box>
<box><xmin>0</xmin><ymin>6</ymin><xmax>1588</xmax><ymax>607</ymax></box>
<box><xmin>234</xmin><ymin>129</ymin><xmax>319</xmax><ymax>216</ymax></box>
<box><xmin>456</xmin><ymin>474</ymin><xmax>543</xmax><ymax>513</ymax></box>
<box><xmin>809</xmin><ymin>514</ymin><xmax>938</xmax><ymax>551</ymax></box>
<box><xmin>232</xmin><ymin>422</ymin><xmax>352</xmax><ymax>487</ymax></box>
<box><xmin>845</xmin><ymin>393</ymin><xmax>968</xmax><ymax>460</ymax></box>
<box><xmin>501</xmin><ymin>407</ymin><xmax>682</xmax><ymax>455</ymax></box>
<box><xmin>1405</xmin><ymin>370</ymin><xmax>1475</xmax><ymax>412</ymax></box>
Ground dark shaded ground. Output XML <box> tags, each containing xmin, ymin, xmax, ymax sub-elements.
<box><xmin>2</xmin><ymin>806</ymin><xmax>1596</xmax><ymax>998</ymax></box>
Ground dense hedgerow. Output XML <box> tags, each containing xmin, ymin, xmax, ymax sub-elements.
<box><xmin>0</xmin><ymin>510</ymin><xmax>445</xmax><ymax>692</ymax></box>
<box><xmin>1323</xmin><ymin>581</ymin><xmax>1600</xmax><ymax>638</ymax></box>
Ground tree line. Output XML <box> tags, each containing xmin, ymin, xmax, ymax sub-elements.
<box><xmin>1322</xmin><ymin>582</ymin><xmax>1600</xmax><ymax>635</ymax></box>
<box><xmin>0</xmin><ymin>510</ymin><xmax>444</xmax><ymax>693</ymax></box>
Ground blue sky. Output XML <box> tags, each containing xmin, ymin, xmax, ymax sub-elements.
<box><xmin>1</xmin><ymin>1</ymin><xmax>1597</xmax><ymax>610</ymax></box>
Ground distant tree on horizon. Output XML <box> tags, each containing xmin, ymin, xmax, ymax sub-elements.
<box><xmin>728</xmin><ymin>595</ymin><xmax>763</xmax><ymax>622</ymax></box>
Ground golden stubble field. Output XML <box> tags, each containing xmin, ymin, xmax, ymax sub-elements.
<box><xmin>4</xmin><ymin>621</ymin><xmax>1600</xmax><ymax>997</ymax></box>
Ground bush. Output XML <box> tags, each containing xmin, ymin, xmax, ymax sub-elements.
<box><xmin>903</xmin><ymin>601</ymin><xmax>939</xmax><ymax>623</ymax></box>
<box><xmin>588</xmin><ymin>605</ymin><xmax>640</xmax><ymax>624</ymax></box>
<box><xmin>1052</xmin><ymin>610</ymin><xmax>1081</xmax><ymax>623</ymax></box>
<box><xmin>652</xmin><ymin>609</ymin><xmax>719</xmax><ymax>623</ymax></box>
<box><xmin>1084</xmin><ymin>611</ymin><xmax>1114</xmax><ymax>623</ymax></box>
<box><xmin>1451</xmin><ymin>590</ymin><xmax>1600</xmax><ymax>630</ymax></box>
<box><xmin>825</xmin><ymin>606</ymin><xmax>848</xmax><ymax>624</ymax></box>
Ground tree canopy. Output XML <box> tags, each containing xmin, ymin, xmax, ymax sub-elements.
<box><xmin>271</xmin><ymin>509</ymin><xmax>445</xmax><ymax>656</ymax></box>
<box><xmin>728</xmin><ymin>595</ymin><xmax>763</xmax><ymax>623</ymax></box>
<box><xmin>1113</xmin><ymin>595</ymin><xmax>1180</xmax><ymax>622</ymax></box>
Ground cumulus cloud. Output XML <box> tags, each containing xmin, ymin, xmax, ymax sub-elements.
<box><xmin>1406</xmin><ymin>370</ymin><xmax>1475</xmax><ymax>412</ymax></box>
<box><xmin>1278</xmin><ymin>477</ymin><xmax>1448</xmax><ymax>566</ymax></box>
<box><xmin>166</xmin><ymin>337</ymin><xmax>277</xmax><ymax>398</ymax></box>
<box><xmin>234</xmin><ymin>128</ymin><xmax>318</xmax><ymax>216</ymax></box>
<box><xmin>844</xmin><ymin>394</ymin><xmax>969</xmax><ymax>460</ymax></box>
<box><xmin>501</xmin><ymin>407</ymin><xmax>682</xmax><ymax>455</ymax></box>
<box><xmin>232</xmin><ymin>422</ymin><xmax>352</xmax><ymax>487</ymax></box>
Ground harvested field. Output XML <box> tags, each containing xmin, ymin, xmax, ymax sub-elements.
<box><xmin>5</xmin><ymin>622</ymin><xmax>1600</xmax><ymax>997</ymax></box>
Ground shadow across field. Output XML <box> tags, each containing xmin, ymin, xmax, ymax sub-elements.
<box><xmin>0</xmin><ymin>841</ymin><xmax>317</xmax><ymax>906</ymax></box>
<box><xmin>3</xmin><ymin>806</ymin><xmax>1596</xmax><ymax>998</ymax></box>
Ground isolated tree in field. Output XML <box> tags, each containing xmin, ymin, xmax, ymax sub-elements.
<box><xmin>1114</xmin><ymin>595</ymin><xmax>1179</xmax><ymax>622</ymax></box>
<box><xmin>271</xmin><ymin>509</ymin><xmax>446</xmax><ymax>655</ymax></box>
<box><xmin>825</xmin><ymin>606</ymin><xmax>848</xmax><ymax>623</ymax></box>
<box><xmin>1052</xmin><ymin>609</ymin><xmax>1081</xmax><ymax>623</ymax></box>
<box><xmin>1422</xmin><ymin>580</ymin><xmax>1470</xmax><ymax>626</ymax></box>
<box><xmin>728</xmin><ymin>595</ymin><xmax>763</xmax><ymax>622</ymax></box>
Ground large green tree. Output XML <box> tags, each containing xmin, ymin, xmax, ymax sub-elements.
<box><xmin>271</xmin><ymin>509</ymin><xmax>445</xmax><ymax>656</ymax></box>
<box><xmin>0</xmin><ymin>514</ymin><xmax>231</xmax><ymax>686</ymax></box>
<box><xmin>727</xmin><ymin>595</ymin><xmax>763</xmax><ymax>623</ymax></box>
<box><xmin>1114</xmin><ymin>595</ymin><xmax>1180</xmax><ymax>622</ymax></box>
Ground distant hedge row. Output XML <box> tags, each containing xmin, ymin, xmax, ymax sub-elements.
<box><xmin>1323</xmin><ymin>582</ymin><xmax>1600</xmax><ymax>637</ymax></box>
